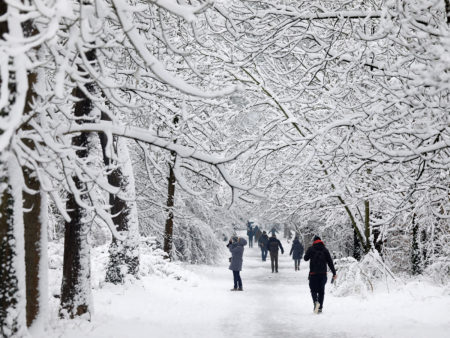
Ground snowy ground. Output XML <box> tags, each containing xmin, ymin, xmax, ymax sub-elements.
<box><xmin>45</xmin><ymin>235</ymin><xmax>450</xmax><ymax>338</ymax></box>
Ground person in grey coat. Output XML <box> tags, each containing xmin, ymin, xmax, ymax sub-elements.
<box><xmin>227</xmin><ymin>236</ymin><xmax>247</xmax><ymax>291</ymax></box>
<box><xmin>289</xmin><ymin>236</ymin><xmax>304</xmax><ymax>271</ymax></box>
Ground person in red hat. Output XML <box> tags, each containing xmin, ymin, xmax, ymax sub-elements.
<box><xmin>304</xmin><ymin>236</ymin><xmax>337</xmax><ymax>313</ymax></box>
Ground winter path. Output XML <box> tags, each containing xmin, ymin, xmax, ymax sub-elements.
<box><xmin>47</xmin><ymin>235</ymin><xmax>450</xmax><ymax>338</ymax></box>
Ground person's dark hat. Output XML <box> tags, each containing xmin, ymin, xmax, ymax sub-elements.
<box><xmin>232</xmin><ymin>236</ymin><xmax>238</xmax><ymax>243</ymax></box>
<box><xmin>313</xmin><ymin>235</ymin><xmax>321</xmax><ymax>241</ymax></box>
<box><xmin>263</xmin><ymin>231</ymin><xmax>267</xmax><ymax>234</ymax></box>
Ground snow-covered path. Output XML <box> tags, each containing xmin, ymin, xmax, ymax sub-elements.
<box><xmin>51</xmin><ymin>236</ymin><xmax>450</xmax><ymax>338</ymax></box>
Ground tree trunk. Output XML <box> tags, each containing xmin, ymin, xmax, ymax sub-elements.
<box><xmin>411</xmin><ymin>213</ymin><xmax>422</xmax><ymax>275</ymax></box>
<box><xmin>163</xmin><ymin>151</ymin><xmax>177</xmax><ymax>260</ymax></box>
<box><xmin>0</xmin><ymin>156</ymin><xmax>27</xmax><ymax>337</ymax></box>
<box><xmin>364</xmin><ymin>199</ymin><xmax>371</xmax><ymax>253</ymax></box>
<box><xmin>352</xmin><ymin>227</ymin><xmax>362</xmax><ymax>261</ymax></box>
<box><xmin>59</xmin><ymin>50</ymin><xmax>96</xmax><ymax>318</ymax></box>
<box><xmin>0</xmin><ymin>167</ymin><xmax>20</xmax><ymax>336</ymax></box>
<box><xmin>100</xmin><ymin>127</ymin><xmax>140</xmax><ymax>284</ymax></box>
<box><xmin>21</xmin><ymin>15</ymin><xmax>46</xmax><ymax>326</ymax></box>
<box><xmin>0</xmin><ymin>3</ymin><xmax>28</xmax><ymax>334</ymax></box>
<box><xmin>22</xmin><ymin>167</ymin><xmax>43</xmax><ymax>327</ymax></box>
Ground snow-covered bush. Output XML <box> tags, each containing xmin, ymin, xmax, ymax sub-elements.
<box><xmin>173</xmin><ymin>219</ymin><xmax>224</xmax><ymax>264</ymax></box>
<box><xmin>330</xmin><ymin>257</ymin><xmax>372</xmax><ymax>298</ymax></box>
<box><xmin>139</xmin><ymin>237</ymin><xmax>195</xmax><ymax>282</ymax></box>
<box><xmin>331</xmin><ymin>251</ymin><xmax>397</xmax><ymax>298</ymax></box>
<box><xmin>424</xmin><ymin>258</ymin><xmax>450</xmax><ymax>286</ymax></box>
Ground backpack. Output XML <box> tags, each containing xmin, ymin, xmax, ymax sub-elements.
<box><xmin>311</xmin><ymin>249</ymin><xmax>326</xmax><ymax>271</ymax></box>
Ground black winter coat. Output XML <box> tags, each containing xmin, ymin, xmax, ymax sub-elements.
<box><xmin>258</xmin><ymin>234</ymin><xmax>269</xmax><ymax>248</ymax></box>
<box><xmin>289</xmin><ymin>239</ymin><xmax>304</xmax><ymax>260</ymax></box>
<box><xmin>267</xmin><ymin>237</ymin><xmax>284</xmax><ymax>254</ymax></box>
<box><xmin>304</xmin><ymin>241</ymin><xmax>336</xmax><ymax>275</ymax></box>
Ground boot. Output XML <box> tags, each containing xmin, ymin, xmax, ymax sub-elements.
<box><xmin>314</xmin><ymin>302</ymin><xmax>320</xmax><ymax>314</ymax></box>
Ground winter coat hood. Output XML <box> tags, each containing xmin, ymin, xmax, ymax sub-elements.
<box><xmin>235</xmin><ymin>238</ymin><xmax>247</xmax><ymax>246</ymax></box>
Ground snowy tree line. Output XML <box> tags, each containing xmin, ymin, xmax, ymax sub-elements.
<box><xmin>0</xmin><ymin>0</ymin><xmax>448</xmax><ymax>336</ymax></box>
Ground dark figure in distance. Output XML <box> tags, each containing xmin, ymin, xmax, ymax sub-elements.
<box><xmin>254</xmin><ymin>225</ymin><xmax>262</xmax><ymax>243</ymax></box>
<box><xmin>247</xmin><ymin>222</ymin><xmax>254</xmax><ymax>248</ymax></box>
<box><xmin>227</xmin><ymin>236</ymin><xmax>247</xmax><ymax>291</ymax></box>
<box><xmin>270</xmin><ymin>225</ymin><xmax>279</xmax><ymax>236</ymax></box>
<box><xmin>289</xmin><ymin>236</ymin><xmax>304</xmax><ymax>271</ymax></box>
<box><xmin>267</xmin><ymin>233</ymin><xmax>284</xmax><ymax>273</ymax></box>
<box><xmin>304</xmin><ymin>236</ymin><xmax>337</xmax><ymax>313</ymax></box>
<box><xmin>258</xmin><ymin>230</ymin><xmax>269</xmax><ymax>261</ymax></box>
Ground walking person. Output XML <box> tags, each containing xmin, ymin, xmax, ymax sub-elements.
<box><xmin>304</xmin><ymin>236</ymin><xmax>337</xmax><ymax>314</ymax></box>
<box><xmin>267</xmin><ymin>233</ymin><xmax>284</xmax><ymax>273</ymax></box>
<box><xmin>289</xmin><ymin>236</ymin><xmax>304</xmax><ymax>271</ymax></box>
<box><xmin>227</xmin><ymin>236</ymin><xmax>247</xmax><ymax>291</ymax></box>
<box><xmin>254</xmin><ymin>225</ymin><xmax>262</xmax><ymax>244</ymax></box>
<box><xmin>258</xmin><ymin>230</ymin><xmax>269</xmax><ymax>261</ymax></box>
<box><xmin>247</xmin><ymin>222</ymin><xmax>254</xmax><ymax>248</ymax></box>
<box><xmin>270</xmin><ymin>226</ymin><xmax>279</xmax><ymax>237</ymax></box>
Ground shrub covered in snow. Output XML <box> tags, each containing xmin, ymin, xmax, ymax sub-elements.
<box><xmin>173</xmin><ymin>219</ymin><xmax>225</xmax><ymax>264</ymax></box>
<box><xmin>424</xmin><ymin>258</ymin><xmax>450</xmax><ymax>286</ymax></box>
<box><xmin>331</xmin><ymin>251</ymin><xmax>397</xmax><ymax>298</ymax></box>
<box><xmin>138</xmin><ymin>237</ymin><xmax>197</xmax><ymax>282</ymax></box>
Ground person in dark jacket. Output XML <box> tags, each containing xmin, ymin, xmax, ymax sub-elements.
<box><xmin>270</xmin><ymin>226</ymin><xmax>279</xmax><ymax>236</ymax></box>
<box><xmin>304</xmin><ymin>236</ymin><xmax>337</xmax><ymax>313</ymax></box>
<box><xmin>227</xmin><ymin>236</ymin><xmax>247</xmax><ymax>291</ymax></box>
<box><xmin>258</xmin><ymin>231</ymin><xmax>269</xmax><ymax>261</ymax></box>
<box><xmin>254</xmin><ymin>225</ymin><xmax>262</xmax><ymax>243</ymax></box>
<box><xmin>289</xmin><ymin>236</ymin><xmax>304</xmax><ymax>271</ymax></box>
<box><xmin>247</xmin><ymin>222</ymin><xmax>254</xmax><ymax>248</ymax></box>
<box><xmin>267</xmin><ymin>234</ymin><xmax>284</xmax><ymax>273</ymax></box>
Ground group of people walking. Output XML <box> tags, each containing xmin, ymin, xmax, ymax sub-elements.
<box><xmin>227</xmin><ymin>222</ymin><xmax>337</xmax><ymax>314</ymax></box>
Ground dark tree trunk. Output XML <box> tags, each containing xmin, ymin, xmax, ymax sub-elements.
<box><xmin>0</xmin><ymin>3</ymin><xmax>25</xmax><ymax>334</ymax></box>
<box><xmin>21</xmin><ymin>16</ymin><xmax>44</xmax><ymax>325</ymax></box>
<box><xmin>353</xmin><ymin>227</ymin><xmax>362</xmax><ymax>261</ymax></box>
<box><xmin>59</xmin><ymin>50</ymin><xmax>96</xmax><ymax>319</ymax></box>
<box><xmin>372</xmin><ymin>227</ymin><xmax>383</xmax><ymax>257</ymax></box>
<box><xmin>364</xmin><ymin>199</ymin><xmax>371</xmax><ymax>253</ymax></box>
<box><xmin>163</xmin><ymin>151</ymin><xmax>177</xmax><ymax>260</ymax></box>
<box><xmin>22</xmin><ymin>167</ymin><xmax>42</xmax><ymax>327</ymax></box>
<box><xmin>0</xmin><ymin>171</ymin><xmax>21</xmax><ymax>336</ymax></box>
<box><xmin>99</xmin><ymin>118</ymin><xmax>139</xmax><ymax>284</ymax></box>
<box><xmin>411</xmin><ymin>213</ymin><xmax>422</xmax><ymax>275</ymax></box>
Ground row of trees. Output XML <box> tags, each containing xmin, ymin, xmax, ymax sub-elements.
<box><xmin>0</xmin><ymin>0</ymin><xmax>252</xmax><ymax>335</ymax></box>
<box><xmin>228</xmin><ymin>0</ymin><xmax>449</xmax><ymax>272</ymax></box>
<box><xmin>1</xmin><ymin>0</ymin><xmax>448</xmax><ymax>336</ymax></box>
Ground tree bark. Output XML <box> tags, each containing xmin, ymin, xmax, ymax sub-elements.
<box><xmin>364</xmin><ymin>199</ymin><xmax>371</xmax><ymax>253</ymax></box>
<box><xmin>0</xmin><ymin>3</ymin><xmax>27</xmax><ymax>334</ymax></box>
<box><xmin>163</xmin><ymin>151</ymin><xmax>177</xmax><ymax>259</ymax></box>
<box><xmin>411</xmin><ymin>213</ymin><xmax>421</xmax><ymax>275</ymax></box>
<box><xmin>21</xmin><ymin>16</ymin><xmax>45</xmax><ymax>325</ymax></box>
<box><xmin>59</xmin><ymin>49</ymin><xmax>96</xmax><ymax>318</ymax></box>
<box><xmin>22</xmin><ymin>167</ymin><xmax>42</xmax><ymax>326</ymax></box>
<box><xmin>100</xmin><ymin>125</ymin><xmax>140</xmax><ymax>284</ymax></box>
<box><xmin>0</xmin><ymin>168</ymin><xmax>20</xmax><ymax>336</ymax></box>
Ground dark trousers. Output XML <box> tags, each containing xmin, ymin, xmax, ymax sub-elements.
<box><xmin>309</xmin><ymin>274</ymin><xmax>327</xmax><ymax>309</ymax></box>
<box><xmin>270</xmin><ymin>251</ymin><xmax>279</xmax><ymax>272</ymax></box>
<box><xmin>294</xmin><ymin>259</ymin><xmax>301</xmax><ymax>270</ymax></box>
<box><xmin>261</xmin><ymin>247</ymin><xmax>268</xmax><ymax>261</ymax></box>
<box><xmin>248</xmin><ymin>236</ymin><xmax>253</xmax><ymax>248</ymax></box>
<box><xmin>233</xmin><ymin>271</ymin><xmax>242</xmax><ymax>289</ymax></box>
